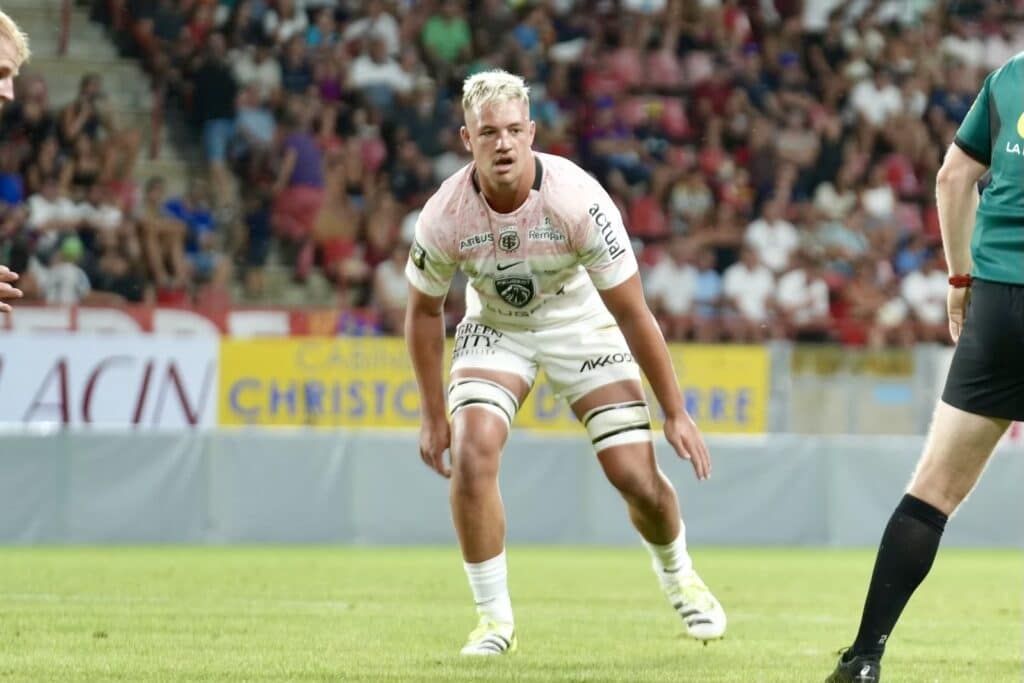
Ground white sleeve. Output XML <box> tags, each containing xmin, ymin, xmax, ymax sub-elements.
<box><xmin>575</xmin><ymin>188</ymin><xmax>637</xmax><ymax>290</ymax></box>
<box><xmin>404</xmin><ymin>215</ymin><xmax>457</xmax><ymax>298</ymax></box>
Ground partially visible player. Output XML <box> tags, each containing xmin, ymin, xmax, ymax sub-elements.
<box><xmin>0</xmin><ymin>8</ymin><xmax>30</xmax><ymax>313</ymax></box>
<box><xmin>825</xmin><ymin>53</ymin><xmax>1024</xmax><ymax>683</ymax></box>
<box><xmin>405</xmin><ymin>70</ymin><xmax>726</xmax><ymax>656</ymax></box>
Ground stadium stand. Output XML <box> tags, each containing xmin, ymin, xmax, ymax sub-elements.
<box><xmin>0</xmin><ymin>0</ymin><xmax>1021</xmax><ymax>344</ymax></box>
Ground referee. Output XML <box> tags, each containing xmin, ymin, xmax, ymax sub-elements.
<box><xmin>0</xmin><ymin>9</ymin><xmax>28</xmax><ymax>313</ymax></box>
<box><xmin>826</xmin><ymin>53</ymin><xmax>1024</xmax><ymax>682</ymax></box>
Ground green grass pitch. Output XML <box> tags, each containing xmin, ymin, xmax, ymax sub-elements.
<box><xmin>0</xmin><ymin>547</ymin><xmax>1019</xmax><ymax>682</ymax></box>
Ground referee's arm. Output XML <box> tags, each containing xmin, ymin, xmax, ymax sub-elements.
<box><xmin>936</xmin><ymin>145</ymin><xmax>986</xmax><ymax>280</ymax></box>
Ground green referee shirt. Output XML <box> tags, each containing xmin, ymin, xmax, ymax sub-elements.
<box><xmin>954</xmin><ymin>52</ymin><xmax>1024</xmax><ymax>285</ymax></box>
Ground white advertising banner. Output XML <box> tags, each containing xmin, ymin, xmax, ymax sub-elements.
<box><xmin>0</xmin><ymin>334</ymin><xmax>218</xmax><ymax>428</ymax></box>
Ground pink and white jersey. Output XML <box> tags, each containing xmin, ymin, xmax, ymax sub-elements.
<box><xmin>405</xmin><ymin>152</ymin><xmax>637</xmax><ymax>330</ymax></box>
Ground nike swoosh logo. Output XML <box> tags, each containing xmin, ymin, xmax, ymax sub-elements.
<box><xmin>496</xmin><ymin>261</ymin><xmax>523</xmax><ymax>271</ymax></box>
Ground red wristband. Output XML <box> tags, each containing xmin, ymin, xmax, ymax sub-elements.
<box><xmin>948</xmin><ymin>274</ymin><xmax>973</xmax><ymax>288</ymax></box>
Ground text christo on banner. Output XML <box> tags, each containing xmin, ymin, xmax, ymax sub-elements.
<box><xmin>218</xmin><ymin>338</ymin><xmax>768</xmax><ymax>433</ymax></box>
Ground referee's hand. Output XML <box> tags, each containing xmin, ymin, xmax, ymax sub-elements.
<box><xmin>947</xmin><ymin>285</ymin><xmax>970</xmax><ymax>344</ymax></box>
<box><xmin>0</xmin><ymin>265</ymin><xmax>22</xmax><ymax>313</ymax></box>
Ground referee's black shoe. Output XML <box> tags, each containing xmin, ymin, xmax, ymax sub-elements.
<box><xmin>825</xmin><ymin>650</ymin><xmax>881</xmax><ymax>683</ymax></box>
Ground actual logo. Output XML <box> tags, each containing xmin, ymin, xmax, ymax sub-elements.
<box><xmin>1017</xmin><ymin>112</ymin><xmax>1024</xmax><ymax>138</ymax></box>
<box><xmin>498</xmin><ymin>228</ymin><xmax>520</xmax><ymax>252</ymax></box>
<box><xmin>495</xmin><ymin>276</ymin><xmax>534</xmax><ymax>308</ymax></box>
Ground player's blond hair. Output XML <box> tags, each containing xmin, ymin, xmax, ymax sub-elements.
<box><xmin>0</xmin><ymin>10</ymin><xmax>30</xmax><ymax>64</ymax></box>
<box><xmin>461</xmin><ymin>70</ymin><xmax>530</xmax><ymax>116</ymax></box>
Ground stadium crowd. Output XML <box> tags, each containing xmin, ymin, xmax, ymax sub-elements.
<box><xmin>0</xmin><ymin>0</ymin><xmax>1020</xmax><ymax>345</ymax></box>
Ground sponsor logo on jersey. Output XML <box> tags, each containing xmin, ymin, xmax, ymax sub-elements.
<box><xmin>459</xmin><ymin>232</ymin><xmax>494</xmax><ymax>251</ymax></box>
<box><xmin>411</xmin><ymin>241</ymin><xmax>426</xmax><ymax>270</ymax></box>
<box><xmin>588</xmin><ymin>203</ymin><xmax>626</xmax><ymax>260</ymax></box>
<box><xmin>1017</xmin><ymin>112</ymin><xmax>1024</xmax><ymax>138</ymax></box>
<box><xmin>498</xmin><ymin>228</ymin><xmax>520</xmax><ymax>252</ymax></box>
<box><xmin>453</xmin><ymin>321</ymin><xmax>504</xmax><ymax>356</ymax></box>
<box><xmin>529</xmin><ymin>227</ymin><xmax>566</xmax><ymax>242</ymax></box>
<box><xmin>495</xmin><ymin>276</ymin><xmax>535</xmax><ymax>307</ymax></box>
<box><xmin>579</xmin><ymin>352</ymin><xmax>634</xmax><ymax>373</ymax></box>
<box><xmin>1007</xmin><ymin>141</ymin><xmax>1024</xmax><ymax>156</ymax></box>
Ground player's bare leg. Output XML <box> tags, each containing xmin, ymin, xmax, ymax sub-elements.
<box><xmin>449</xmin><ymin>368</ymin><xmax>530</xmax><ymax>655</ymax></box>
<box><xmin>572</xmin><ymin>379</ymin><xmax>726</xmax><ymax>641</ymax></box>
<box><xmin>827</xmin><ymin>401</ymin><xmax>1009</xmax><ymax>682</ymax></box>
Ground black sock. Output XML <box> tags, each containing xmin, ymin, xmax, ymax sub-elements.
<box><xmin>848</xmin><ymin>494</ymin><xmax>948</xmax><ymax>659</ymax></box>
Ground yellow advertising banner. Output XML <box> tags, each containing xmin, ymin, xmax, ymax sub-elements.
<box><xmin>219</xmin><ymin>338</ymin><xmax>768</xmax><ymax>433</ymax></box>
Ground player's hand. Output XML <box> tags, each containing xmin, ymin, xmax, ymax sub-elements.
<box><xmin>663</xmin><ymin>412</ymin><xmax>711</xmax><ymax>481</ymax></box>
<box><xmin>947</xmin><ymin>285</ymin><xmax>970</xmax><ymax>343</ymax></box>
<box><xmin>418</xmin><ymin>415</ymin><xmax>452</xmax><ymax>479</ymax></box>
<box><xmin>0</xmin><ymin>265</ymin><xmax>22</xmax><ymax>313</ymax></box>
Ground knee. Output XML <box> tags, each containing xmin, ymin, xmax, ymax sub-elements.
<box><xmin>606</xmin><ymin>463</ymin><xmax>664</xmax><ymax>510</ymax></box>
<box><xmin>451</xmin><ymin>430</ymin><xmax>502</xmax><ymax>492</ymax></box>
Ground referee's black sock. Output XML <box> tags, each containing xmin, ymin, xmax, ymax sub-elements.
<box><xmin>848</xmin><ymin>494</ymin><xmax>948</xmax><ymax>659</ymax></box>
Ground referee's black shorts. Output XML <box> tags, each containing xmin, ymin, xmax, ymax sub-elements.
<box><xmin>942</xmin><ymin>278</ymin><xmax>1024</xmax><ymax>421</ymax></box>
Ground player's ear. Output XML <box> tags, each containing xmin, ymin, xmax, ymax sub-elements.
<box><xmin>528</xmin><ymin>120</ymin><xmax>536</xmax><ymax>144</ymax></box>
<box><xmin>460</xmin><ymin>125</ymin><xmax>471</xmax><ymax>152</ymax></box>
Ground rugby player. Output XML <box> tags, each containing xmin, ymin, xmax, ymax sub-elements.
<box><xmin>405</xmin><ymin>70</ymin><xmax>726</xmax><ymax>656</ymax></box>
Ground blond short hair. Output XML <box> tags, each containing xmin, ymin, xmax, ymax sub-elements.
<box><xmin>0</xmin><ymin>10</ymin><xmax>30</xmax><ymax>65</ymax></box>
<box><xmin>461</xmin><ymin>70</ymin><xmax>529</xmax><ymax>116</ymax></box>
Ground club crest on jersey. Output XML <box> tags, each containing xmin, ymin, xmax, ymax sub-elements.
<box><xmin>495</xmin><ymin>276</ymin><xmax>534</xmax><ymax>308</ymax></box>
<box><xmin>498</xmin><ymin>229</ymin><xmax>520</xmax><ymax>252</ymax></box>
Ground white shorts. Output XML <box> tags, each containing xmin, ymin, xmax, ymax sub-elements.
<box><xmin>450</xmin><ymin>317</ymin><xmax>642</xmax><ymax>407</ymax></box>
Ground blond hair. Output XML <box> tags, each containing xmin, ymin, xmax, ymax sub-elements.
<box><xmin>461</xmin><ymin>70</ymin><xmax>529</xmax><ymax>116</ymax></box>
<box><xmin>0</xmin><ymin>10</ymin><xmax>30</xmax><ymax>65</ymax></box>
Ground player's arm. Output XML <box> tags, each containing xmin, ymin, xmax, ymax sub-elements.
<box><xmin>404</xmin><ymin>224</ymin><xmax>457</xmax><ymax>478</ymax></box>
<box><xmin>577</xmin><ymin>192</ymin><xmax>710</xmax><ymax>479</ymax></box>
<box><xmin>599</xmin><ymin>275</ymin><xmax>710</xmax><ymax>480</ymax></box>
<box><xmin>940</xmin><ymin>71</ymin><xmax>993</xmax><ymax>342</ymax></box>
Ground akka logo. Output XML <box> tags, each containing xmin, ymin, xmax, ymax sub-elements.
<box><xmin>587</xmin><ymin>203</ymin><xmax>626</xmax><ymax>260</ymax></box>
<box><xmin>579</xmin><ymin>352</ymin><xmax>634</xmax><ymax>372</ymax></box>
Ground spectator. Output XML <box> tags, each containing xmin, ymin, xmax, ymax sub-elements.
<box><xmin>136</xmin><ymin>176</ymin><xmax>189</xmax><ymax>293</ymax></box>
<box><xmin>371</xmin><ymin>241</ymin><xmax>409</xmax><ymax>335</ymax></box>
<box><xmin>348</xmin><ymin>37</ymin><xmax>413</xmax><ymax>110</ymax></box>
<box><xmin>744</xmin><ymin>198</ymin><xmax>800</xmax><ymax>274</ymax></box>
<box><xmin>263</xmin><ymin>0</ymin><xmax>308</xmax><ymax>46</ymax></box>
<box><xmin>776</xmin><ymin>250</ymin><xmax>832</xmax><ymax>341</ymax></box>
<box><xmin>164</xmin><ymin>179</ymin><xmax>233</xmax><ymax>292</ymax></box>
<box><xmin>231</xmin><ymin>36</ymin><xmax>282</xmax><ymax>104</ymax></box>
<box><xmin>900</xmin><ymin>251</ymin><xmax>949</xmax><ymax>343</ymax></box>
<box><xmin>192</xmin><ymin>33</ymin><xmax>239</xmax><ymax>207</ymax></box>
<box><xmin>26</xmin><ymin>176</ymin><xmax>85</xmax><ymax>255</ymax></box>
<box><xmin>420</xmin><ymin>1</ymin><xmax>472</xmax><ymax>74</ymax></box>
<box><xmin>279</xmin><ymin>34</ymin><xmax>314</xmax><ymax>95</ymax></box>
<box><xmin>691</xmin><ymin>246</ymin><xmax>724</xmax><ymax>342</ymax></box>
<box><xmin>645</xmin><ymin>235</ymin><xmax>697</xmax><ymax>341</ymax></box>
<box><xmin>723</xmin><ymin>245</ymin><xmax>777</xmax><ymax>342</ymax></box>
<box><xmin>342</xmin><ymin>0</ymin><xmax>401</xmax><ymax>57</ymax></box>
<box><xmin>33</xmin><ymin>235</ymin><xmax>91</xmax><ymax>305</ymax></box>
<box><xmin>271</xmin><ymin>98</ymin><xmax>325</xmax><ymax>278</ymax></box>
